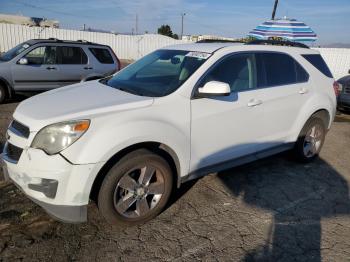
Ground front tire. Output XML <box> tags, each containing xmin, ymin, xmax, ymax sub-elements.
<box><xmin>294</xmin><ymin>117</ymin><xmax>326</xmax><ymax>163</ymax></box>
<box><xmin>98</xmin><ymin>149</ymin><xmax>173</xmax><ymax>226</ymax></box>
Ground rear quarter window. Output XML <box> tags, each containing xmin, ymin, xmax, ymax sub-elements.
<box><xmin>302</xmin><ymin>54</ymin><xmax>333</xmax><ymax>78</ymax></box>
<box><xmin>89</xmin><ymin>48</ymin><xmax>114</xmax><ymax>64</ymax></box>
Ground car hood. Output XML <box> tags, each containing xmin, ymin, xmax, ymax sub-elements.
<box><xmin>14</xmin><ymin>81</ymin><xmax>154</xmax><ymax>131</ymax></box>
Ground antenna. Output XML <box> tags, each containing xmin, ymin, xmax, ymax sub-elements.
<box><xmin>272</xmin><ymin>0</ymin><xmax>279</xmax><ymax>20</ymax></box>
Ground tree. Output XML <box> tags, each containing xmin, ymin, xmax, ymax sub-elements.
<box><xmin>157</xmin><ymin>24</ymin><xmax>173</xmax><ymax>38</ymax></box>
<box><xmin>173</xmin><ymin>34</ymin><xmax>179</xmax><ymax>40</ymax></box>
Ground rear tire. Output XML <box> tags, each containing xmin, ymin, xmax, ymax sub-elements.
<box><xmin>98</xmin><ymin>149</ymin><xmax>173</xmax><ymax>226</ymax></box>
<box><xmin>0</xmin><ymin>84</ymin><xmax>7</xmax><ymax>104</ymax></box>
<box><xmin>294</xmin><ymin>117</ymin><xmax>326</xmax><ymax>163</ymax></box>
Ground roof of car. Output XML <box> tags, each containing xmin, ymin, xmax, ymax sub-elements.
<box><xmin>163</xmin><ymin>40</ymin><xmax>317</xmax><ymax>55</ymax></box>
<box><xmin>26</xmin><ymin>38</ymin><xmax>107</xmax><ymax>47</ymax></box>
<box><xmin>163</xmin><ymin>42</ymin><xmax>243</xmax><ymax>53</ymax></box>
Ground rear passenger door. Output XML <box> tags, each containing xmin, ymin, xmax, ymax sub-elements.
<box><xmin>55</xmin><ymin>46</ymin><xmax>89</xmax><ymax>85</ymax></box>
<box><xmin>254</xmin><ymin>52</ymin><xmax>310</xmax><ymax>151</ymax></box>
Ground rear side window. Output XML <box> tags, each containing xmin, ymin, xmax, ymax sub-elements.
<box><xmin>302</xmin><ymin>54</ymin><xmax>333</xmax><ymax>78</ymax></box>
<box><xmin>256</xmin><ymin>53</ymin><xmax>309</xmax><ymax>87</ymax></box>
<box><xmin>89</xmin><ymin>48</ymin><xmax>114</xmax><ymax>64</ymax></box>
<box><xmin>57</xmin><ymin>46</ymin><xmax>87</xmax><ymax>64</ymax></box>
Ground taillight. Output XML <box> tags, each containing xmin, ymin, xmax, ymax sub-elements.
<box><xmin>333</xmin><ymin>81</ymin><xmax>340</xmax><ymax>97</ymax></box>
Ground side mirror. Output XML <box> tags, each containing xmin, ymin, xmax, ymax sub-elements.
<box><xmin>197</xmin><ymin>81</ymin><xmax>231</xmax><ymax>97</ymax></box>
<box><xmin>18</xmin><ymin>58</ymin><xmax>28</xmax><ymax>65</ymax></box>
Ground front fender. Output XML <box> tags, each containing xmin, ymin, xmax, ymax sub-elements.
<box><xmin>61</xmin><ymin>118</ymin><xmax>190</xmax><ymax>178</ymax></box>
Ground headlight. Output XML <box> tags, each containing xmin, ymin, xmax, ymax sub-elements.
<box><xmin>31</xmin><ymin>120</ymin><xmax>90</xmax><ymax>155</ymax></box>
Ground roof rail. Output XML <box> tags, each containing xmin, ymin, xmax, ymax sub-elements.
<box><xmin>77</xmin><ymin>39</ymin><xmax>92</xmax><ymax>44</ymax></box>
<box><xmin>196</xmin><ymin>39</ymin><xmax>244</xmax><ymax>44</ymax></box>
<box><xmin>48</xmin><ymin>37</ymin><xmax>61</xmax><ymax>41</ymax></box>
<box><xmin>246</xmin><ymin>39</ymin><xmax>309</xmax><ymax>49</ymax></box>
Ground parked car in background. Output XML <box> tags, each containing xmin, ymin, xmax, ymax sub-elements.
<box><xmin>337</xmin><ymin>70</ymin><xmax>350</xmax><ymax>112</ymax></box>
<box><xmin>0</xmin><ymin>38</ymin><xmax>121</xmax><ymax>103</ymax></box>
<box><xmin>1</xmin><ymin>40</ymin><xmax>337</xmax><ymax>225</ymax></box>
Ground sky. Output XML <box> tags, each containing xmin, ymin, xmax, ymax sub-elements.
<box><xmin>0</xmin><ymin>0</ymin><xmax>349</xmax><ymax>45</ymax></box>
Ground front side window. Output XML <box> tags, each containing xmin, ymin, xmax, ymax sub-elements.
<box><xmin>102</xmin><ymin>49</ymin><xmax>208</xmax><ymax>97</ymax></box>
<box><xmin>24</xmin><ymin>46</ymin><xmax>57</xmax><ymax>65</ymax></box>
<box><xmin>0</xmin><ymin>42</ymin><xmax>32</xmax><ymax>61</ymax></box>
<box><xmin>256</xmin><ymin>53</ymin><xmax>309</xmax><ymax>87</ymax></box>
<box><xmin>57</xmin><ymin>46</ymin><xmax>87</xmax><ymax>64</ymax></box>
<box><xmin>200</xmin><ymin>54</ymin><xmax>257</xmax><ymax>92</ymax></box>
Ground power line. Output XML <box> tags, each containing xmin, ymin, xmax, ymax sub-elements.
<box><xmin>11</xmin><ymin>0</ymin><xmax>94</xmax><ymax>18</ymax></box>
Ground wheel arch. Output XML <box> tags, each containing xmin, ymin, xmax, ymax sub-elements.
<box><xmin>311</xmin><ymin>109</ymin><xmax>331</xmax><ymax>129</ymax></box>
<box><xmin>89</xmin><ymin>141</ymin><xmax>181</xmax><ymax>202</ymax></box>
<box><xmin>0</xmin><ymin>77</ymin><xmax>13</xmax><ymax>99</ymax></box>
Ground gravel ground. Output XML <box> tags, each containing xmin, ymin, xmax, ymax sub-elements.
<box><xmin>0</xmin><ymin>94</ymin><xmax>349</xmax><ymax>261</ymax></box>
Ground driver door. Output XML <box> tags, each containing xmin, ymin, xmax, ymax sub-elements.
<box><xmin>11</xmin><ymin>45</ymin><xmax>61</xmax><ymax>91</ymax></box>
<box><xmin>190</xmin><ymin>53</ymin><xmax>265</xmax><ymax>172</ymax></box>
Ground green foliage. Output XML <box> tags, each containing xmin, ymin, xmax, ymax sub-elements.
<box><xmin>157</xmin><ymin>24</ymin><xmax>173</xmax><ymax>37</ymax></box>
<box><xmin>157</xmin><ymin>25</ymin><xmax>179</xmax><ymax>39</ymax></box>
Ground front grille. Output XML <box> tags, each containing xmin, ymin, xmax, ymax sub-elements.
<box><xmin>5</xmin><ymin>143</ymin><xmax>23</xmax><ymax>162</ymax></box>
<box><xmin>9</xmin><ymin>120</ymin><xmax>30</xmax><ymax>138</ymax></box>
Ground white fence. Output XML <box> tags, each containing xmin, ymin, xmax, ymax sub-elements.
<box><xmin>0</xmin><ymin>23</ymin><xmax>349</xmax><ymax>79</ymax></box>
<box><xmin>0</xmin><ymin>23</ymin><xmax>187</xmax><ymax>60</ymax></box>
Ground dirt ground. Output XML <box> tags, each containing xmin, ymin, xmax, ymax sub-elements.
<box><xmin>0</xmin><ymin>94</ymin><xmax>350</xmax><ymax>261</ymax></box>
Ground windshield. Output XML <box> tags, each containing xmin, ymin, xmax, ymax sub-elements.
<box><xmin>101</xmin><ymin>49</ymin><xmax>210</xmax><ymax>97</ymax></box>
<box><xmin>0</xmin><ymin>42</ymin><xmax>32</xmax><ymax>61</ymax></box>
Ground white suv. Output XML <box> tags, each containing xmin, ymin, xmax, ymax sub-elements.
<box><xmin>1</xmin><ymin>41</ymin><xmax>337</xmax><ymax>225</ymax></box>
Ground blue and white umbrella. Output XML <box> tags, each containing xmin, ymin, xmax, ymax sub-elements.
<box><xmin>248</xmin><ymin>18</ymin><xmax>317</xmax><ymax>42</ymax></box>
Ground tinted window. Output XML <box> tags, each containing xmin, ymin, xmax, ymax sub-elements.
<box><xmin>24</xmin><ymin>46</ymin><xmax>57</xmax><ymax>65</ymax></box>
<box><xmin>200</xmin><ymin>54</ymin><xmax>256</xmax><ymax>92</ymax></box>
<box><xmin>302</xmin><ymin>54</ymin><xmax>333</xmax><ymax>78</ymax></box>
<box><xmin>57</xmin><ymin>46</ymin><xmax>87</xmax><ymax>64</ymax></box>
<box><xmin>295</xmin><ymin>62</ymin><xmax>309</xmax><ymax>82</ymax></box>
<box><xmin>256</xmin><ymin>53</ymin><xmax>309</xmax><ymax>87</ymax></box>
<box><xmin>102</xmin><ymin>49</ymin><xmax>207</xmax><ymax>97</ymax></box>
<box><xmin>89</xmin><ymin>48</ymin><xmax>114</xmax><ymax>64</ymax></box>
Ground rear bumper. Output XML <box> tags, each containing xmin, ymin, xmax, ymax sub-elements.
<box><xmin>338</xmin><ymin>94</ymin><xmax>350</xmax><ymax>109</ymax></box>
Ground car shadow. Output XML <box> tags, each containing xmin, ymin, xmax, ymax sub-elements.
<box><xmin>211</xmin><ymin>153</ymin><xmax>350</xmax><ymax>261</ymax></box>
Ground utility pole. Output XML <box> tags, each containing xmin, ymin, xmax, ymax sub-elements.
<box><xmin>181</xmin><ymin>13</ymin><xmax>186</xmax><ymax>40</ymax></box>
<box><xmin>83</xmin><ymin>24</ymin><xmax>86</xmax><ymax>31</ymax></box>
<box><xmin>135</xmin><ymin>14</ymin><xmax>138</xmax><ymax>34</ymax></box>
<box><xmin>271</xmin><ymin>0</ymin><xmax>279</xmax><ymax>20</ymax></box>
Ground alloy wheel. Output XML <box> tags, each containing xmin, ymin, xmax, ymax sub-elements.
<box><xmin>113</xmin><ymin>165</ymin><xmax>165</xmax><ymax>218</ymax></box>
<box><xmin>303</xmin><ymin>124</ymin><xmax>324</xmax><ymax>158</ymax></box>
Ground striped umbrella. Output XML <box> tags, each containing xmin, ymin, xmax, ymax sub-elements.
<box><xmin>248</xmin><ymin>18</ymin><xmax>317</xmax><ymax>42</ymax></box>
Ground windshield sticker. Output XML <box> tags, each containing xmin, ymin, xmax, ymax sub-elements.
<box><xmin>185</xmin><ymin>52</ymin><xmax>211</xmax><ymax>60</ymax></box>
<box><xmin>22</xmin><ymin>44</ymin><xmax>30</xmax><ymax>49</ymax></box>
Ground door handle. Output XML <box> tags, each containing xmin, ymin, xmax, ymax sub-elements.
<box><xmin>247</xmin><ymin>99</ymin><xmax>263</xmax><ymax>107</ymax></box>
<box><xmin>299</xmin><ymin>88</ymin><xmax>309</xmax><ymax>94</ymax></box>
<box><xmin>46</xmin><ymin>66</ymin><xmax>57</xmax><ymax>70</ymax></box>
<box><xmin>84</xmin><ymin>66</ymin><xmax>93</xmax><ymax>70</ymax></box>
